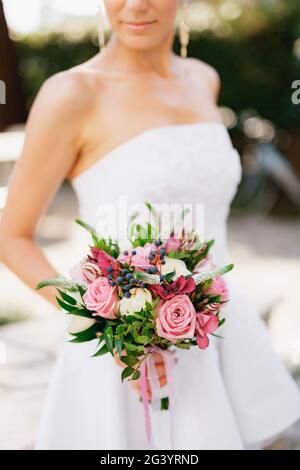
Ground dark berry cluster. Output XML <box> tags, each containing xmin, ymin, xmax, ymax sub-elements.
<box><xmin>146</xmin><ymin>239</ymin><xmax>167</xmax><ymax>275</ymax></box>
<box><xmin>105</xmin><ymin>240</ymin><xmax>169</xmax><ymax>298</ymax></box>
<box><xmin>106</xmin><ymin>264</ymin><xmax>147</xmax><ymax>299</ymax></box>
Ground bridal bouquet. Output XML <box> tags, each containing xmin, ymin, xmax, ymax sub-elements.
<box><xmin>36</xmin><ymin>202</ymin><xmax>233</xmax><ymax>445</ymax></box>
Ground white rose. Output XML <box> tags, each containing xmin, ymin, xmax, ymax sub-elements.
<box><xmin>67</xmin><ymin>315</ymin><xmax>96</xmax><ymax>334</ymax></box>
<box><xmin>119</xmin><ymin>288</ymin><xmax>152</xmax><ymax>316</ymax></box>
<box><xmin>161</xmin><ymin>256</ymin><xmax>191</xmax><ymax>279</ymax></box>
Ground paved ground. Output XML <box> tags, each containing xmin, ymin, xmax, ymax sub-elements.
<box><xmin>0</xmin><ymin>184</ymin><xmax>299</xmax><ymax>450</ymax></box>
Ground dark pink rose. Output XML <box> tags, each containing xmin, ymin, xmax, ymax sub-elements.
<box><xmin>83</xmin><ymin>277</ymin><xmax>119</xmax><ymax>319</ymax></box>
<box><xmin>165</xmin><ymin>236</ymin><xmax>181</xmax><ymax>254</ymax></box>
<box><xmin>90</xmin><ymin>247</ymin><xmax>119</xmax><ymax>277</ymax></box>
<box><xmin>156</xmin><ymin>294</ymin><xmax>196</xmax><ymax>343</ymax></box>
<box><xmin>150</xmin><ymin>275</ymin><xmax>196</xmax><ymax>300</ymax></box>
<box><xmin>195</xmin><ymin>312</ymin><xmax>219</xmax><ymax>349</ymax></box>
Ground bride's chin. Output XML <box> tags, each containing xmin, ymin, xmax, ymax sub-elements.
<box><xmin>117</xmin><ymin>36</ymin><xmax>163</xmax><ymax>53</ymax></box>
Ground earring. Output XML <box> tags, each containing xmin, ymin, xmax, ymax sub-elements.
<box><xmin>179</xmin><ymin>0</ymin><xmax>190</xmax><ymax>58</ymax></box>
<box><xmin>97</xmin><ymin>3</ymin><xmax>106</xmax><ymax>52</ymax></box>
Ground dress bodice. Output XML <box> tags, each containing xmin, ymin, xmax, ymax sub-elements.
<box><xmin>70</xmin><ymin>122</ymin><xmax>242</xmax><ymax>266</ymax></box>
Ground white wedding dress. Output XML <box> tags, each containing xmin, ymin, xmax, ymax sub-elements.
<box><xmin>35</xmin><ymin>122</ymin><xmax>300</xmax><ymax>450</ymax></box>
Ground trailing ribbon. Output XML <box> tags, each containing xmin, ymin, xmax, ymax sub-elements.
<box><xmin>140</xmin><ymin>346</ymin><xmax>176</xmax><ymax>449</ymax></box>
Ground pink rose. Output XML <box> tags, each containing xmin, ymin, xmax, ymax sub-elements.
<box><xmin>193</xmin><ymin>254</ymin><xmax>214</xmax><ymax>274</ymax></box>
<box><xmin>156</xmin><ymin>294</ymin><xmax>196</xmax><ymax>343</ymax></box>
<box><xmin>118</xmin><ymin>243</ymin><xmax>155</xmax><ymax>270</ymax></box>
<box><xmin>83</xmin><ymin>277</ymin><xmax>118</xmax><ymax>319</ymax></box>
<box><xmin>165</xmin><ymin>236</ymin><xmax>181</xmax><ymax>254</ymax></box>
<box><xmin>195</xmin><ymin>312</ymin><xmax>219</xmax><ymax>349</ymax></box>
<box><xmin>150</xmin><ymin>275</ymin><xmax>196</xmax><ymax>300</ymax></box>
<box><xmin>204</xmin><ymin>276</ymin><xmax>229</xmax><ymax>302</ymax></box>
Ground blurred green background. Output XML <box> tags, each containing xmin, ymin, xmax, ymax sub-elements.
<box><xmin>15</xmin><ymin>0</ymin><xmax>300</xmax><ymax>133</ymax></box>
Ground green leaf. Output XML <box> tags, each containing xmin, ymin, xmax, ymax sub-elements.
<box><xmin>136</xmin><ymin>335</ymin><xmax>149</xmax><ymax>345</ymax></box>
<box><xmin>145</xmin><ymin>200</ymin><xmax>160</xmax><ymax>229</ymax></box>
<box><xmin>65</xmin><ymin>308</ymin><xmax>94</xmax><ymax>319</ymax></box>
<box><xmin>116</xmin><ymin>324</ymin><xmax>126</xmax><ymax>335</ymax></box>
<box><xmin>125</xmin><ymin>315</ymin><xmax>138</xmax><ymax>323</ymax></box>
<box><xmin>121</xmin><ymin>366</ymin><xmax>135</xmax><ymax>382</ymax></box>
<box><xmin>164</xmin><ymin>270</ymin><xmax>176</xmax><ymax>283</ymax></box>
<box><xmin>175</xmin><ymin>341</ymin><xmax>192</xmax><ymax>349</ymax></box>
<box><xmin>75</xmin><ymin>218</ymin><xmax>98</xmax><ymax>238</ymax></box>
<box><xmin>56</xmin><ymin>296</ymin><xmax>77</xmax><ymax>312</ymax></box>
<box><xmin>160</xmin><ymin>397</ymin><xmax>169</xmax><ymax>410</ymax></box>
<box><xmin>133</xmin><ymin>312</ymin><xmax>146</xmax><ymax>320</ymax></box>
<box><xmin>69</xmin><ymin>323</ymin><xmax>98</xmax><ymax>343</ymax></box>
<box><xmin>124</xmin><ymin>342</ymin><xmax>144</xmax><ymax>353</ymax></box>
<box><xmin>103</xmin><ymin>326</ymin><xmax>114</xmax><ymax>353</ymax></box>
<box><xmin>115</xmin><ymin>337</ymin><xmax>124</xmax><ymax>355</ymax></box>
<box><xmin>131</xmin><ymin>370</ymin><xmax>141</xmax><ymax>381</ymax></box>
<box><xmin>57</xmin><ymin>288</ymin><xmax>77</xmax><ymax>305</ymax></box>
<box><xmin>92</xmin><ymin>343</ymin><xmax>109</xmax><ymax>357</ymax></box>
<box><xmin>208</xmin><ymin>295</ymin><xmax>221</xmax><ymax>303</ymax></box>
<box><xmin>211</xmin><ymin>332</ymin><xmax>225</xmax><ymax>339</ymax></box>
<box><xmin>78</xmin><ymin>285</ymin><xmax>86</xmax><ymax>298</ymax></box>
<box><xmin>202</xmin><ymin>279</ymin><xmax>213</xmax><ymax>291</ymax></box>
<box><xmin>142</xmin><ymin>325</ymin><xmax>155</xmax><ymax>339</ymax></box>
<box><xmin>121</xmin><ymin>355</ymin><xmax>139</xmax><ymax>367</ymax></box>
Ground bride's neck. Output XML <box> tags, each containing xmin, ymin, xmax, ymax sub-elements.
<box><xmin>99</xmin><ymin>33</ymin><xmax>177</xmax><ymax>78</ymax></box>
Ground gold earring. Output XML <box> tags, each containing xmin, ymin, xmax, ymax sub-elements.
<box><xmin>179</xmin><ymin>0</ymin><xmax>190</xmax><ymax>58</ymax></box>
<box><xmin>97</xmin><ymin>4</ymin><xmax>106</xmax><ymax>52</ymax></box>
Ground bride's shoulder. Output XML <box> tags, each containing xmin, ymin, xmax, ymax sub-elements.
<box><xmin>183</xmin><ymin>57</ymin><xmax>221</xmax><ymax>101</ymax></box>
<box><xmin>33</xmin><ymin>55</ymin><xmax>108</xmax><ymax>119</ymax></box>
<box><xmin>36</xmin><ymin>67</ymin><xmax>96</xmax><ymax>113</ymax></box>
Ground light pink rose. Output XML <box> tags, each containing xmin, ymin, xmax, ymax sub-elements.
<box><xmin>195</xmin><ymin>312</ymin><xmax>219</xmax><ymax>349</ymax></box>
<box><xmin>204</xmin><ymin>276</ymin><xmax>229</xmax><ymax>302</ymax></box>
<box><xmin>156</xmin><ymin>294</ymin><xmax>196</xmax><ymax>343</ymax></box>
<box><xmin>69</xmin><ymin>259</ymin><xmax>102</xmax><ymax>284</ymax></box>
<box><xmin>117</xmin><ymin>243</ymin><xmax>155</xmax><ymax>270</ymax></box>
<box><xmin>193</xmin><ymin>254</ymin><xmax>214</xmax><ymax>274</ymax></box>
<box><xmin>83</xmin><ymin>277</ymin><xmax>118</xmax><ymax>319</ymax></box>
<box><xmin>69</xmin><ymin>260</ymin><xmax>88</xmax><ymax>284</ymax></box>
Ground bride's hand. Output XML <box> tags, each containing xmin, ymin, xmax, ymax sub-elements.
<box><xmin>114</xmin><ymin>351</ymin><xmax>167</xmax><ymax>401</ymax></box>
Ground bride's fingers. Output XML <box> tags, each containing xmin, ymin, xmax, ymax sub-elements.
<box><xmin>131</xmin><ymin>373</ymin><xmax>167</xmax><ymax>402</ymax></box>
<box><xmin>130</xmin><ymin>378</ymin><xmax>152</xmax><ymax>400</ymax></box>
<box><xmin>154</xmin><ymin>362</ymin><xmax>166</xmax><ymax>377</ymax></box>
<box><xmin>152</xmin><ymin>352</ymin><xmax>164</xmax><ymax>364</ymax></box>
<box><xmin>117</xmin><ymin>351</ymin><xmax>167</xmax><ymax>398</ymax></box>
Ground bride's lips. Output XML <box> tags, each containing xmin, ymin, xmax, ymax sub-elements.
<box><xmin>121</xmin><ymin>20</ymin><xmax>157</xmax><ymax>32</ymax></box>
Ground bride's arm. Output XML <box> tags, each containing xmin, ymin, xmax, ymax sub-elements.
<box><xmin>0</xmin><ymin>73</ymin><xmax>90</xmax><ymax>309</ymax></box>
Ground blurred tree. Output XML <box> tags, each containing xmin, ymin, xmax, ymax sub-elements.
<box><xmin>0</xmin><ymin>0</ymin><xmax>26</xmax><ymax>130</ymax></box>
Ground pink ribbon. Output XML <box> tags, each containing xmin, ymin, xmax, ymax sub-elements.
<box><xmin>140</xmin><ymin>346</ymin><xmax>176</xmax><ymax>449</ymax></box>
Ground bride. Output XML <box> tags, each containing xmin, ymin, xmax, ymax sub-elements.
<box><xmin>1</xmin><ymin>0</ymin><xmax>300</xmax><ymax>450</ymax></box>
